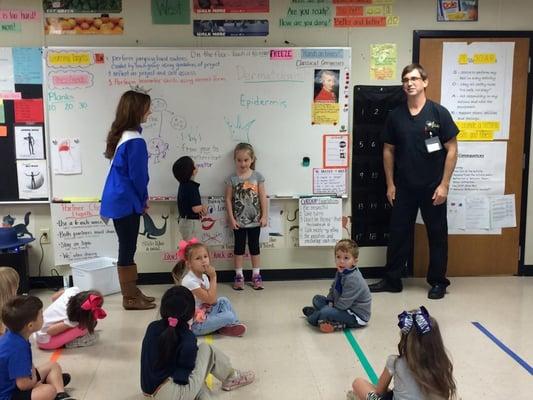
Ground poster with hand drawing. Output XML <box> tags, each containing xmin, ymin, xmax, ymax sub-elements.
<box><xmin>14</xmin><ymin>126</ymin><xmax>45</xmax><ymax>159</ymax></box>
<box><xmin>51</xmin><ymin>138</ymin><xmax>82</xmax><ymax>175</ymax></box>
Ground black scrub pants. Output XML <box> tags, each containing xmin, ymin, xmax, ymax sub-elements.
<box><xmin>384</xmin><ymin>185</ymin><xmax>450</xmax><ymax>288</ymax></box>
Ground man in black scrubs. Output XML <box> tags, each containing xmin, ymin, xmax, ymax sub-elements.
<box><xmin>369</xmin><ymin>63</ymin><xmax>459</xmax><ymax>299</ymax></box>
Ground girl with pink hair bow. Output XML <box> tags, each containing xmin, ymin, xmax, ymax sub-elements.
<box><xmin>35</xmin><ymin>287</ymin><xmax>107</xmax><ymax>350</ymax></box>
<box><xmin>172</xmin><ymin>239</ymin><xmax>247</xmax><ymax>337</ymax></box>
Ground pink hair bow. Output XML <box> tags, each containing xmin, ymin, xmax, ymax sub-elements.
<box><xmin>168</xmin><ymin>317</ymin><xmax>178</xmax><ymax>327</ymax></box>
<box><xmin>81</xmin><ymin>294</ymin><xmax>107</xmax><ymax>320</ymax></box>
<box><xmin>177</xmin><ymin>237</ymin><xmax>199</xmax><ymax>260</ymax></box>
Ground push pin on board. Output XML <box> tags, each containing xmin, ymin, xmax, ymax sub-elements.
<box><xmin>302</xmin><ymin>156</ymin><xmax>310</xmax><ymax>167</ymax></box>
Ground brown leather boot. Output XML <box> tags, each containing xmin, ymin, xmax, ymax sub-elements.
<box><xmin>132</xmin><ymin>264</ymin><xmax>155</xmax><ymax>303</ymax></box>
<box><xmin>117</xmin><ymin>265</ymin><xmax>156</xmax><ymax>310</ymax></box>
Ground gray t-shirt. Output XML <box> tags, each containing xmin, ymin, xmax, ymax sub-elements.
<box><xmin>225</xmin><ymin>171</ymin><xmax>265</xmax><ymax>228</ymax></box>
<box><xmin>386</xmin><ymin>355</ymin><xmax>443</xmax><ymax>400</ymax></box>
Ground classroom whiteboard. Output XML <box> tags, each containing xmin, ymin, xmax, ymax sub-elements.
<box><xmin>44</xmin><ymin>47</ymin><xmax>351</xmax><ymax>198</ymax></box>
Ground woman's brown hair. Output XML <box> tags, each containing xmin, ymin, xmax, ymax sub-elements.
<box><xmin>398</xmin><ymin>315</ymin><xmax>456</xmax><ymax>399</ymax></box>
<box><xmin>104</xmin><ymin>90</ymin><xmax>151</xmax><ymax>159</ymax></box>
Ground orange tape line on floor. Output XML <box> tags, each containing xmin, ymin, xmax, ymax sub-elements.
<box><xmin>50</xmin><ymin>348</ymin><xmax>62</xmax><ymax>362</ymax></box>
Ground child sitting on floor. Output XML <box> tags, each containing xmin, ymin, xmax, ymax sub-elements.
<box><xmin>175</xmin><ymin>238</ymin><xmax>246</xmax><ymax>337</ymax></box>
<box><xmin>302</xmin><ymin>239</ymin><xmax>371</xmax><ymax>333</ymax></box>
<box><xmin>349</xmin><ymin>306</ymin><xmax>456</xmax><ymax>400</ymax></box>
<box><xmin>140</xmin><ymin>286</ymin><xmax>254</xmax><ymax>398</ymax></box>
<box><xmin>35</xmin><ymin>287</ymin><xmax>106</xmax><ymax>350</ymax></box>
<box><xmin>0</xmin><ymin>295</ymin><xmax>75</xmax><ymax>400</ymax></box>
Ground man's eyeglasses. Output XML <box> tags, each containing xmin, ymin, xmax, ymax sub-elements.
<box><xmin>401</xmin><ymin>76</ymin><xmax>423</xmax><ymax>84</ymax></box>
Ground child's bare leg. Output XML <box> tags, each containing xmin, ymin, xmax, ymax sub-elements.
<box><xmin>30</xmin><ymin>382</ymin><xmax>57</xmax><ymax>400</ymax></box>
<box><xmin>353</xmin><ymin>378</ymin><xmax>376</xmax><ymax>400</ymax></box>
<box><xmin>37</xmin><ymin>361</ymin><xmax>65</xmax><ymax>394</ymax></box>
<box><xmin>234</xmin><ymin>255</ymin><xmax>244</xmax><ymax>271</ymax></box>
<box><xmin>251</xmin><ymin>255</ymin><xmax>260</xmax><ymax>268</ymax></box>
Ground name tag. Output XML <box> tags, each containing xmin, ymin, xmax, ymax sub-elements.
<box><xmin>425</xmin><ymin>137</ymin><xmax>442</xmax><ymax>153</ymax></box>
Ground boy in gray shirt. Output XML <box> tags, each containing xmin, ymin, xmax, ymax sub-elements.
<box><xmin>302</xmin><ymin>239</ymin><xmax>372</xmax><ymax>333</ymax></box>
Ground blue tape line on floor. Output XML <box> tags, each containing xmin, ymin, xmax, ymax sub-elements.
<box><xmin>472</xmin><ymin>322</ymin><xmax>533</xmax><ymax>375</ymax></box>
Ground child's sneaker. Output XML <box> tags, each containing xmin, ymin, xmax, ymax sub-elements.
<box><xmin>302</xmin><ymin>306</ymin><xmax>315</xmax><ymax>317</ymax></box>
<box><xmin>251</xmin><ymin>274</ymin><xmax>264</xmax><ymax>290</ymax></box>
<box><xmin>55</xmin><ymin>392</ymin><xmax>76</xmax><ymax>400</ymax></box>
<box><xmin>318</xmin><ymin>320</ymin><xmax>345</xmax><ymax>333</ymax></box>
<box><xmin>233</xmin><ymin>275</ymin><xmax>244</xmax><ymax>290</ymax></box>
<box><xmin>218</xmin><ymin>323</ymin><xmax>247</xmax><ymax>337</ymax></box>
<box><xmin>62</xmin><ymin>373</ymin><xmax>71</xmax><ymax>387</ymax></box>
<box><xmin>221</xmin><ymin>369</ymin><xmax>255</xmax><ymax>391</ymax></box>
<box><xmin>64</xmin><ymin>332</ymin><xmax>98</xmax><ymax>348</ymax></box>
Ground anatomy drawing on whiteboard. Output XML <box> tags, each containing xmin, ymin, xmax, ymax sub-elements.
<box><xmin>143</xmin><ymin>97</ymin><xmax>183</xmax><ymax>164</ymax></box>
<box><xmin>147</xmin><ymin>137</ymin><xmax>169</xmax><ymax>164</ymax></box>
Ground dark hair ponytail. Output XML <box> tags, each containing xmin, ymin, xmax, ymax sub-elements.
<box><xmin>155</xmin><ymin>286</ymin><xmax>195</xmax><ymax>370</ymax></box>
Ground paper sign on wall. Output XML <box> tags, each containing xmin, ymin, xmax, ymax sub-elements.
<box><xmin>16</xmin><ymin>160</ymin><xmax>48</xmax><ymax>199</ymax></box>
<box><xmin>14</xmin><ymin>126</ymin><xmax>44</xmax><ymax>159</ymax></box>
<box><xmin>313</xmin><ymin>168</ymin><xmax>347</xmax><ymax>195</ymax></box>
<box><xmin>299</xmin><ymin>197</ymin><xmax>342</xmax><ymax>246</ymax></box>
<box><xmin>51</xmin><ymin>202</ymin><xmax>118</xmax><ymax>264</ymax></box>
<box><xmin>51</xmin><ymin>138</ymin><xmax>82</xmax><ymax>175</ymax></box>
<box><xmin>323</xmin><ymin>134</ymin><xmax>349</xmax><ymax>168</ymax></box>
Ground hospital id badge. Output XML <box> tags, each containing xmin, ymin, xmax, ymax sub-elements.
<box><xmin>425</xmin><ymin>137</ymin><xmax>442</xmax><ymax>153</ymax></box>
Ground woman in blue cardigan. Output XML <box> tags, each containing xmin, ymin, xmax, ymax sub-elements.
<box><xmin>101</xmin><ymin>90</ymin><xmax>155</xmax><ymax>310</ymax></box>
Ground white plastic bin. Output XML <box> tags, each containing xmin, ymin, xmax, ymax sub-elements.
<box><xmin>70</xmin><ymin>257</ymin><xmax>120</xmax><ymax>296</ymax></box>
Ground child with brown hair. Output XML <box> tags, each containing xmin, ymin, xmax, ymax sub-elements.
<box><xmin>176</xmin><ymin>239</ymin><xmax>246</xmax><ymax>337</ymax></box>
<box><xmin>0</xmin><ymin>266</ymin><xmax>20</xmax><ymax>335</ymax></box>
<box><xmin>0</xmin><ymin>295</ymin><xmax>75</xmax><ymax>400</ymax></box>
<box><xmin>225</xmin><ymin>142</ymin><xmax>268</xmax><ymax>290</ymax></box>
<box><xmin>302</xmin><ymin>239</ymin><xmax>371</xmax><ymax>333</ymax></box>
<box><xmin>35</xmin><ymin>287</ymin><xmax>107</xmax><ymax>350</ymax></box>
<box><xmin>349</xmin><ymin>306</ymin><xmax>456</xmax><ymax>400</ymax></box>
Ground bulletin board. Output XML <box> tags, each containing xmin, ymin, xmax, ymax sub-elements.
<box><xmin>0</xmin><ymin>47</ymin><xmax>48</xmax><ymax>202</ymax></box>
<box><xmin>44</xmin><ymin>47</ymin><xmax>351</xmax><ymax>199</ymax></box>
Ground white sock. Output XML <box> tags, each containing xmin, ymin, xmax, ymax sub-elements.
<box><xmin>252</xmin><ymin>267</ymin><xmax>260</xmax><ymax>276</ymax></box>
<box><xmin>235</xmin><ymin>268</ymin><xmax>244</xmax><ymax>277</ymax></box>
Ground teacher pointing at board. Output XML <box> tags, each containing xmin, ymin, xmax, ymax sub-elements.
<box><xmin>100</xmin><ymin>90</ymin><xmax>156</xmax><ymax>310</ymax></box>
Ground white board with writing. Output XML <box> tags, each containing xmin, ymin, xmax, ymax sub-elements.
<box><xmin>299</xmin><ymin>197</ymin><xmax>342</xmax><ymax>246</ymax></box>
<box><xmin>44</xmin><ymin>47</ymin><xmax>351</xmax><ymax>198</ymax></box>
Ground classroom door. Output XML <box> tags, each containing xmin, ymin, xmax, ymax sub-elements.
<box><xmin>413</xmin><ymin>35</ymin><xmax>530</xmax><ymax>276</ymax></box>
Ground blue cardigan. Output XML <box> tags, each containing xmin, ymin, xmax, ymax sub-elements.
<box><xmin>100</xmin><ymin>130</ymin><xmax>149</xmax><ymax>218</ymax></box>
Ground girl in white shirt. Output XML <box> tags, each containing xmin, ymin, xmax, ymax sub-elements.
<box><xmin>175</xmin><ymin>239</ymin><xmax>246</xmax><ymax>337</ymax></box>
<box><xmin>35</xmin><ymin>287</ymin><xmax>107</xmax><ymax>350</ymax></box>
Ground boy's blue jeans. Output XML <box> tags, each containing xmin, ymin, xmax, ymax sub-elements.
<box><xmin>192</xmin><ymin>297</ymin><xmax>239</xmax><ymax>336</ymax></box>
<box><xmin>306</xmin><ymin>295</ymin><xmax>362</xmax><ymax>328</ymax></box>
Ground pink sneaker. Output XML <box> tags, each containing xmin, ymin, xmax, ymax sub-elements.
<box><xmin>221</xmin><ymin>369</ymin><xmax>255</xmax><ymax>391</ymax></box>
<box><xmin>233</xmin><ymin>275</ymin><xmax>244</xmax><ymax>290</ymax></box>
<box><xmin>251</xmin><ymin>274</ymin><xmax>264</xmax><ymax>290</ymax></box>
<box><xmin>218</xmin><ymin>323</ymin><xmax>247</xmax><ymax>337</ymax></box>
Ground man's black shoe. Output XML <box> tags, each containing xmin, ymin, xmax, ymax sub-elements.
<box><xmin>368</xmin><ymin>279</ymin><xmax>402</xmax><ymax>293</ymax></box>
<box><xmin>302</xmin><ymin>306</ymin><xmax>315</xmax><ymax>317</ymax></box>
<box><xmin>428</xmin><ymin>284</ymin><xmax>446</xmax><ymax>299</ymax></box>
